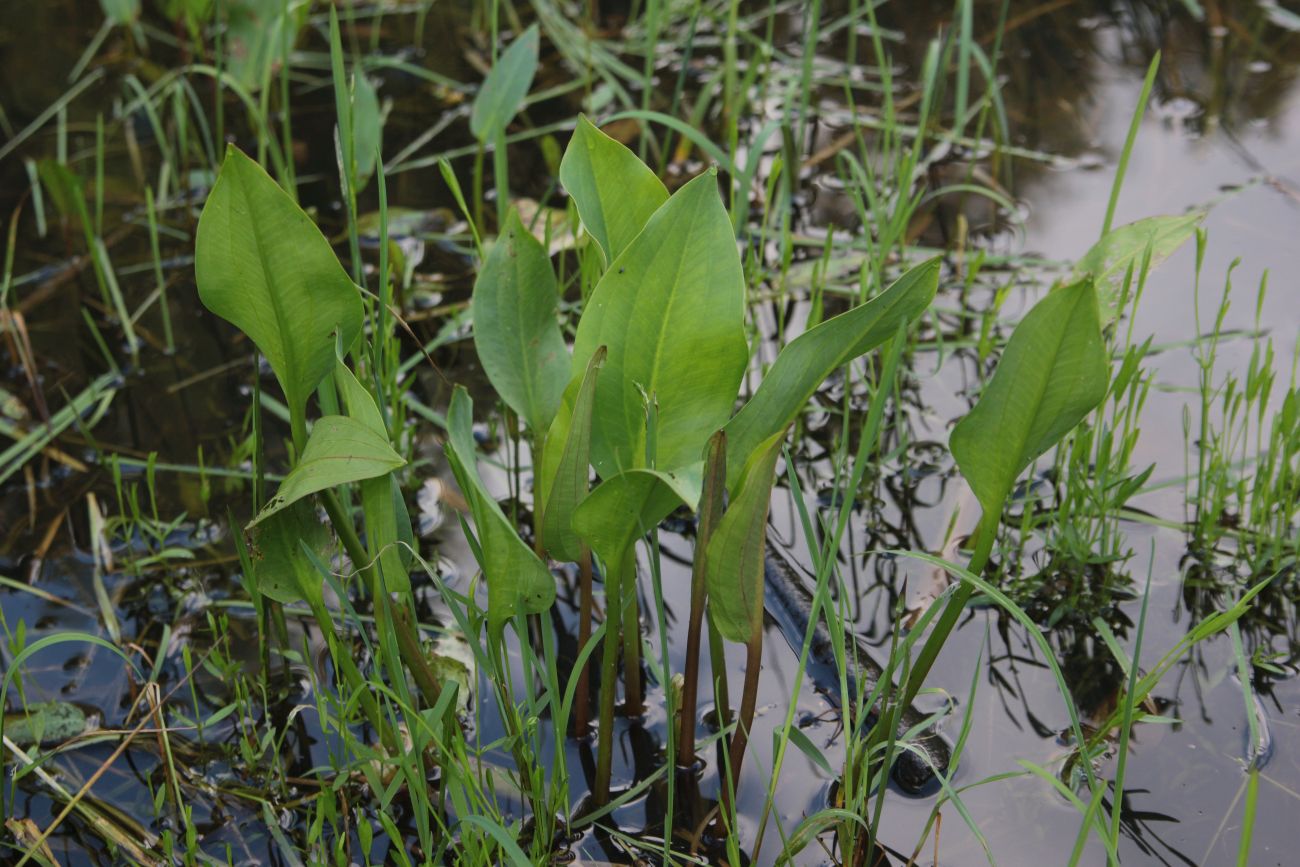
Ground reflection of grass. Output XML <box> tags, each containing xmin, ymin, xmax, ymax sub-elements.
<box><xmin>1</xmin><ymin>0</ymin><xmax>1297</xmax><ymax>865</ymax></box>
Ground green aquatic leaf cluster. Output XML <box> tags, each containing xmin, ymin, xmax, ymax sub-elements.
<box><xmin>470</xmin><ymin>116</ymin><xmax>940</xmax><ymax>645</ymax></box>
<box><xmin>466</xmin><ymin>114</ymin><xmax>940</xmax><ymax>803</ymax></box>
<box><xmin>195</xmin><ymin>145</ymin><xmax>408</xmax><ymax>610</ymax></box>
<box><xmin>191</xmin><ymin>111</ymin><xmax>1141</xmax><ymax>817</ymax></box>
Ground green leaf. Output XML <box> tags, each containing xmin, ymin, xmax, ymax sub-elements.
<box><xmin>250</xmin><ymin>416</ymin><xmax>405</xmax><ymax>526</ymax></box>
<box><xmin>536</xmin><ymin>375</ymin><xmax>580</xmax><ymax>511</ymax></box>
<box><xmin>559</xmin><ymin>115</ymin><xmax>668</xmax><ymax>265</ymax></box>
<box><xmin>443</xmin><ymin>387</ymin><xmax>554</xmax><ymax>636</ymax></box>
<box><xmin>470</xmin><ymin>24</ymin><xmax>540</xmax><ymax>143</ymax></box>
<box><xmin>37</xmin><ymin>160</ymin><xmax>88</xmax><ymax>229</ymax></box>
<box><xmin>471</xmin><ymin>208</ymin><xmax>570</xmax><ymax>432</ymax></box>
<box><xmin>722</xmin><ymin>257</ymin><xmax>939</xmax><ymax>488</ymax></box>
<box><xmin>705</xmin><ymin>428</ymin><xmax>786</xmax><ymax>643</ymax></box>
<box><xmin>391</xmin><ymin>474</ymin><xmax>414</xmax><ymax>570</ymax></box>
<box><xmin>99</xmin><ymin>0</ymin><xmax>140</xmax><ymax>25</ymax></box>
<box><xmin>335</xmin><ymin>361</ymin><xmax>410</xmax><ymax>593</ymax></box>
<box><xmin>1072</xmin><ymin>211</ymin><xmax>1203</xmax><ymax>324</ymax></box>
<box><xmin>572</xmin><ymin>170</ymin><xmax>747</xmax><ymax>479</ymax></box>
<box><xmin>157</xmin><ymin>0</ymin><xmax>212</xmax><ymax>25</ymax></box>
<box><xmin>3</xmin><ymin>701</ymin><xmax>89</xmax><ymax>747</ymax></box>
<box><xmin>540</xmin><ymin>347</ymin><xmax>606</xmax><ymax>561</ymax></box>
<box><xmin>570</xmin><ymin>468</ymin><xmax>692</xmax><ymax>570</ymax></box>
<box><xmin>334</xmin><ymin>358</ymin><xmax>386</xmax><ymax>436</ymax></box>
<box><xmin>951</xmin><ymin>278</ymin><xmax>1110</xmax><ymax>525</ymax></box>
<box><xmin>223</xmin><ymin>0</ymin><xmax>306</xmax><ymax>92</ymax></box>
<box><xmin>360</xmin><ymin>474</ymin><xmax>409</xmax><ymax>593</ymax></box>
<box><xmin>249</xmin><ymin>499</ymin><xmax>330</xmax><ymax>604</ymax></box>
<box><xmin>782</xmin><ymin>724</ymin><xmax>835</xmax><ymax>777</ymax></box>
<box><xmin>196</xmin><ymin>146</ymin><xmax>363</xmax><ymax>434</ymax></box>
<box><xmin>352</xmin><ymin>72</ymin><xmax>382</xmax><ymax>190</ymax></box>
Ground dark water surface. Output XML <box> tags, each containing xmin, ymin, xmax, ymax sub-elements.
<box><xmin>2</xmin><ymin>1</ymin><xmax>1298</xmax><ymax>864</ymax></box>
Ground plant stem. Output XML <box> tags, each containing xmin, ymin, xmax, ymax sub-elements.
<box><xmin>622</xmin><ymin>591</ymin><xmax>642</xmax><ymax>715</ymax></box>
<box><xmin>1101</xmin><ymin>52</ymin><xmax>1160</xmax><ymax>238</ymax></box>
<box><xmin>391</xmin><ymin>602</ymin><xmax>445</xmax><ymax>710</ymax></box>
<box><xmin>708</xmin><ymin>614</ymin><xmax>731</xmax><ymax>725</ymax></box>
<box><xmin>473</xmin><ymin>143</ymin><xmax>486</xmax><ymax>238</ymax></box>
<box><xmin>320</xmin><ymin>489</ymin><xmax>442</xmax><ymax>710</ymax></box>
<box><xmin>574</xmin><ymin>546</ymin><xmax>594</xmax><ymax>735</ymax></box>
<box><xmin>723</xmin><ymin>632</ymin><xmax>762</xmax><ymax>821</ymax></box>
<box><xmin>899</xmin><ymin>518</ymin><xmax>996</xmax><ymax>709</ymax></box>
<box><xmin>592</xmin><ymin>548</ymin><xmax>633</xmax><ymax>807</ymax></box>
<box><xmin>302</xmin><ymin>590</ymin><xmax>399</xmax><ymax>753</ymax></box>
<box><xmin>488</xmin><ymin>632</ymin><xmax>542</xmax><ymax>813</ymax></box>
<box><xmin>678</xmin><ymin>431</ymin><xmax>726</xmax><ymax>767</ymax></box>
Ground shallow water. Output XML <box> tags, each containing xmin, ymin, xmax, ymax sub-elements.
<box><xmin>2</xmin><ymin>1</ymin><xmax>1298</xmax><ymax>865</ymax></box>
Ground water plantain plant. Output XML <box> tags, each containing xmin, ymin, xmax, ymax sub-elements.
<box><xmin>190</xmin><ymin>111</ymin><xmax>1207</xmax><ymax>856</ymax></box>
<box><xmin>469</xmin><ymin>114</ymin><xmax>940</xmax><ymax>811</ymax></box>
<box><xmin>195</xmin><ymin>144</ymin><xmax>444</xmax><ymax>758</ymax></box>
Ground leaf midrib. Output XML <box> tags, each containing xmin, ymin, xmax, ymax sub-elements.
<box><xmin>239</xmin><ymin>170</ymin><xmax>302</xmax><ymax>409</ymax></box>
<box><xmin>508</xmin><ymin>227</ymin><xmax>551</xmax><ymax>429</ymax></box>
<box><xmin>999</xmin><ymin>286</ymin><xmax>1087</xmax><ymax>505</ymax></box>
<box><xmin>641</xmin><ymin>201</ymin><xmax>701</xmax><ymax>453</ymax></box>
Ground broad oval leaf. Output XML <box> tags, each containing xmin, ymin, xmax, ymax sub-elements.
<box><xmin>951</xmin><ymin>278</ymin><xmax>1110</xmax><ymax>524</ymax></box>
<box><xmin>249</xmin><ymin>499</ymin><xmax>330</xmax><ymax>604</ymax></box>
<box><xmin>250</xmin><ymin>415</ymin><xmax>405</xmax><ymax>526</ymax></box>
<box><xmin>196</xmin><ymin>145</ymin><xmax>363</xmax><ymax>428</ymax></box>
<box><xmin>470</xmin><ymin>23</ymin><xmax>540</xmax><ymax>143</ymax></box>
<box><xmin>722</xmin><ymin>257</ymin><xmax>939</xmax><ymax>488</ymax></box>
<box><xmin>472</xmin><ymin>208</ymin><xmax>571</xmax><ymax>432</ymax></box>
<box><xmin>443</xmin><ymin>387</ymin><xmax>554</xmax><ymax>636</ymax></box>
<box><xmin>570</xmin><ymin>468</ymin><xmax>693</xmax><ymax>570</ymax></box>
<box><xmin>572</xmin><ymin>170</ymin><xmax>748</xmax><ymax>478</ymax></box>
<box><xmin>705</xmin><ymin>428</ymin><xmax>786</xmax><ymax>643</ymax></box>
<box><xmin>559</xmin><ymin>115</ymin><xmax>669</xmax><ymax>265</ymax></box>
<box><xmin>1072</xmin><ymin>211</ymin><xmax>1203</xmax><ymax>324</ymax></box>
<box><xmin>540</xmin><ymin>347</ymin><xmax>606</xmax><ymax>562</ymax></box>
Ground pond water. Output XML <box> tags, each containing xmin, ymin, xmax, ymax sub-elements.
<box><xmin>1</xmin><ymin>1</ymin><xmax>1298</xmax><ymax>865</ymax></box>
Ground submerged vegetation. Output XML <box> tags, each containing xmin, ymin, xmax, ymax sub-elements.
<box><xmin>2</xmin><ymin>0</ymin><xmax>1299</xmax><ymax>864</ymax></box>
